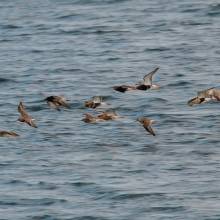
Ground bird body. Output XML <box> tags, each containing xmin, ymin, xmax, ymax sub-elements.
<box><xmin>17</xmin><ymin>102</ymin><xmax>38</xmax><ymax>128</ymax></box>
<box><xmin>84</xmin><ymin>96</ymin><xmax>111</xmax><ymax>108</ymax></box>
<box><xmin>136</xmin><ymin>68</ymin><xmax>162</xmax><ymax>90</ymax></box>
<box><xmin>113</xmin><ymin>85</ymin><xmax>137</xmax><ymax>93</ymax></box>
<box><xmin>81</xmin><ymin>113</ymin><xmax>103</xmax><ymax>123</ymax></box>
<box><xmin>46</xmin><ymin>96</ymin><xmax>71</xmax><ymax>111</ymax></box>
<box><xmin>137</xmin><ymin>117</ymin><xmax>157</xmax><ymax>136</ymax></box>
<box><xmin>0</xmin><ymin>131</ymin><xmax>19</xmax><ymax>138</ymax></box>
<box><xmin>188</xmin><ymin>88</ymin><xmax>215</xmax><ymax>106</ymax></box>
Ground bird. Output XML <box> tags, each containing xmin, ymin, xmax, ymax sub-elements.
<box><xmin>188</xmin><ymin>88</ymin><xmax>216</xmax><ymax>106</ymax></box>
<box><xmin>136</xmin><ymin>68</ymin><xmax>162</xmax><ymax>90</ymax></box>
<box><xmin>46</xmin><ymin>96</ymin><xmax>71</xmax><ymax>111</ymax></box>
<box><xmin>84</xmin><ymin>96</ymin><xmax>111</xmax><ymax>108</ymax></box>
<box><xmin>113</xmin><ymin>85</ymin><xmax>137</xmax><ymax>93</ymax></box>
<box><xmin>137</xmin><ymin>117</ymin><xmax>157</xmax><ymax>136</ymax></box>
<box><xmin>98</xmin><ymin>111</ymin><xmax>113</xmax><ymax>120</ymax></box>
<box><xmin>98</xmin><ymin>109</ymin><xmax>124</xmax><ymax>120</ymax></box>
<box><xmin>0</xmin><ymin>131</ymin><xmax>19</xmax><ymax>138</ymax></box>
<box><xmin>206</xmin><ymin>88</ymin><xmax>220</xmax><ymax>101</ymax></box>
<box><xmin>17</xmin><ymin>102</ymin><xmax>38</xmax><ymax>128</ymax></box>
<box><xmin>81</xmin><ymin>113</ymin><xmax>103</xmax><ymax>123</ymax></box>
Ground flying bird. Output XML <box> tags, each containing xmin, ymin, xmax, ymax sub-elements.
<box><xmin>81</xmin><ymin>113</ymin><xmax>103</xmax><ymax>123</ymax></box>
<box><xmin>0</xmin><ymin>131</ymin><xmax>19</xmax><ymax>138</ymax></box>
<box><xmin>46</xmin><ymin>96</ymin><xmax>71</xmax><ymax>111</ymax></box>
<box><xmin>188</xmin><ymin>88</ymin><xmax>215</xmax><ymax>106</ymax></box>
<box><xmin>98</xmin><ymin>109</ymin><xmax>124</xmax><ymax>120</ymax></box>
<box><xmin>84</xmin><ymin>96</ymin><xmax>111</xmax><ymax>108</ymax></box>
<box><xmin>137</xmin><ymin>117</ymin><xmax>157</xmax><ymax>136</ymax></box>
<box><xmin>17</xmin><ymin>102</ymin><xmax>38</xmax><ymax>128</ymax></box>
<box><xmin>113</xmin><ymin>85</ymin><xmax>137</xmax><ymax>93</ymax></box>
<box><xmin>136</xmin><ymin>68</ymin><xmax>162</xmax><ymax>90</ymax></box>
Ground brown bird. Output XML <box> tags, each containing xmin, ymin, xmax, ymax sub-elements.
<box><xmin>98</xmin><ymin>111</ymin><xmax>113</xmax><ymax>120</ymax></box>
<box><xmin>113</xmin><ymin>85</ymin><xmax>137</xmax><ymax>93</ymax></box>
<box><xmin>98</xmin><ymin>109</ymin><xmax>124</xmax><ymax>120</ymax></box>
<box><xmin>46</xmin><ymin>96</ymin><xmax>71</xmax><ymax>111</ymax></box>
<box><xmin>137</xmin><ymin>117</ymin><xmax>157</xmax><ymax>136</ymax></box>
<box><xmin>188</xmin><ymin>88</ymin><xmax>216</xmax><ymax>106</ymax></box>
<box><xmin>17</xmin><ymin>102</ymin><xmax>38</xmax><ymax>128</ymax></box>
<box><xmin>81</xmin><ymin>113</ymin><xmax>103</xmax><ymax>123</ymax></box>
<box><xmin>0</xmin><ymin>131</ymin><xmax>19</xmax><ymax>138</ymax></box>
<box><xmin>84</xmin><ymin>96</ymin><xmax>111</xmax><ymax>108</ymax></box>
<box><xmin>136</xmin><ymin>68</ymin><xmax>162</xmax><ymax>90</ymax></box>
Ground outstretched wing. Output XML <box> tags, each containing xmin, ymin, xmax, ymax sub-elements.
<box><xmin>18</xmin><ymin>102</ymin><xmax>29</xmax><ymax>116</ymax></box>
<box><xmin>59</xmin><ymin>100</ymin><xmax>71</xmax><ymax>109</ymax></box>
<box><xmin>26</xmin><ymin>119</ymin><xmax>38</xmax><ymax>128</ymax></box>
<box><xmin>84</xmin><ymin>113</ymin><xmax>94</xmax><ymax>118</ymax></box>
<box><xmin>143</xmin><ymin>68</ymin><xmax>159</xmax><ymax>85</ymax></box>
<box><xmin>106</xmin><ymin>109</ymin><xmax>117</xmax><ymax>117</ymax></box>
<box><xmin>47</xmin><ymin>101</ymin><xmax>60</xmax><ymax>111</ymax></box>
<box><xmin>143</xmin><ymin>120</ymin><xmax>156</xmax><ymax>136</ymax></box>
<box><xmin>197</xmin><ymin>87</ymin><xmax>214</xmax><ymax>98</ymax></box>
<box><xmin>93</xmin><ymin>96</ymin><xmax>102</xmax><ymax>103</ymax></box>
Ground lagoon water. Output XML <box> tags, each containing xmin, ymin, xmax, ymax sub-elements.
<box><xmin>1</xmin><ymin>0</ymin><xmax>220</xmax><ymax>219</ymax></box>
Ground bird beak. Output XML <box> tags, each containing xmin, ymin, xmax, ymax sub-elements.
<box><xmin>158</xmin><ymin>86</ymin><xmax>163</xmax><ymax>89</ymax></box>
<box><xmin>107</xmin><ymin>103</ymin><xmax>111</xmax><ymax>105</ymax></box>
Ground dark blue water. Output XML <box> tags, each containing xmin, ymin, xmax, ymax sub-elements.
<box><xmin>1</xmin><ymin>0</ymin><xmax>220</xmax><ymax>219</ymax></box>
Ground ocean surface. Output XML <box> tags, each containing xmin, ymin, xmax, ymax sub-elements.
<box><xmin>0</xmin><ymin>0</ymin><xmax>220</xmax><ymax>219</ymax></box>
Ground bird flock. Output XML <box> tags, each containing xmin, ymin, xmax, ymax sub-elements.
<box><xmin>1</xmin><ymin>68</ymin><xmax>219</xmax><ymax>138</ymax></box>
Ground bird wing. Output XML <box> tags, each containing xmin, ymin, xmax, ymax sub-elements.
<box><xmin>59</xmin><ymin>100</ymin><xmax>71</xmax><ymax>109</ymax></box>
<box><xmin>143</xmin><ymin>68</ymin><xmax>159</xmax><ymax>85</ymax></box>
<box><xmin>143</xmin><ymin>120</ymin><xmax>156</xmax><ymax>136</ymax></box>
<box><xmin>84</xmin><ymin>113</ymin><xmax>94</xmax><ymax>118</ymax></box>
<box><xmin>18</xmin><ymin>102</ymin><xmax>29</xmax><ymax>116</ymax></box>
<box><xmin>106</xmin><ymin>109</ymin><xmax>117</xmax><ymax>117</ymax></box>
<box><xmin>47</xmin><ymin>101</ymin><xmax>60</xmax><ymax>111</ymax></box>
<box><xmin>197</xmin><ymin>88</ymin><xmax>214</xmax><ymax>98</ymax></box>
<box><xmin>25</xmin><ymin>118</ymin><xmax>38</xmax><ymax>128</ymax></box>
<box><xmin>93</xmin><ymin>96</ymin><xmax>102</xmax><ymax>103</ymax></box>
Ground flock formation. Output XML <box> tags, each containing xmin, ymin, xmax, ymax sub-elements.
<box><xmin>1</xmin><ymin>68</ymin><xmax>219</xmax><ymax>138</ymax></box>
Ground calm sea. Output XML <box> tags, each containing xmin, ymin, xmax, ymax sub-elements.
<box><xmin>0</xmin><ymin>0</ymin><xmax>220</xmax><ymax>219</ymax></box>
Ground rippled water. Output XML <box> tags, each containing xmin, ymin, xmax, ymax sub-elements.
<box><xmin>1</xmin><ymin>0</ymin><xmax>220</xmax><ymax>219</ymax></box>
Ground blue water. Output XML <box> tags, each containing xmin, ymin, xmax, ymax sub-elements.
<box><xmin>1</xmin><ymin>0</ymin><xmax>220</xmax><ymax>219</ymax></box>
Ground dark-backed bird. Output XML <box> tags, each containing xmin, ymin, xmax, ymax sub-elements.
<box><xmin>46</xmin><ymin>96</ymin><xmax>71</xmax><ymax>111</ymax></box>
<box><xmin>84</xmin><ymin>96</ymin><xmax>111</xmax><ymax>108</ymax></box>
<box><xmin>113</xmin><ymin>85</ymin><xmax>137</xmax><ymax>93</ymax></box>
<box><xmin>17</xmin><ymin>102</ymin><xmax>38</xmax><ymax>128</ymax></box>
<box><xmin>0</xmin><ymin>131</ymin><xmax>19</xmax><ymax>138</ymax></box>
<box><xmin>188</xmin><ymin>88</ymin><xmax>215</xmax><ymax>106</ymax></box>
<box><xmin>136</xmin><ymin>68</ymin><xmax>162</xmax><ymax>90</ymax></box>
<box><xmin>137</xmin><ymin>117</ymin><xmax>157</xmax><ymax>136</ymax></box>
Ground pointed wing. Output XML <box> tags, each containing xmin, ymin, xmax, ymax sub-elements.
<box><xmin>93</xmin><ymin>96</ymin><xmax>102</xmax><ymax>103</ymax></box>
<box><xmin>106</xmin><ymin>109</ymin><xmax>117</xmax><ymax>117</ymax></box>
<box><xmin>197</xmin><ymin>88</ymin><xmax>214</xmax><ymax>98</ymax></box>
<box><xmin>143</xmin><ymin>120</ymin><xmax>156</xmax><ymax>136</ymax></box>
<box><xmin>143</xmin><ymin>68</ymin><xmax>159</xmax><ymax>85</ymax></box>
<box><xmin>47</xmin><ymin>101</ymin><xmax>60</xmax><ymax>111</ymax></box>
<box><xmin>18</xmin><ymin>102</ymin><xmax>29</xmax><ymax>116</ymax></box>
<box><xmin>59</xmin><ymin>100</ymin><xmax>71</xmax><ymax>109</ymax></box>
<box><xmin>25</xmin><ymin>118</ymin><xmax>38</xmax><ymax>128</ymax></box>
<box><xmin>84</xmin><ymin>113</ymin><xmax>94</xmax><ymax>118</ymax></box>
<box><xmin>9</xmin><ymin>131</ymin><xmax>19</xmax><ymax>137</ymax></box>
